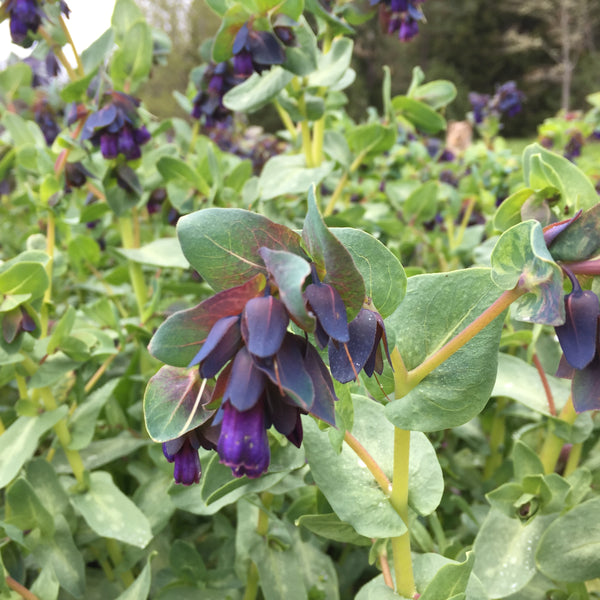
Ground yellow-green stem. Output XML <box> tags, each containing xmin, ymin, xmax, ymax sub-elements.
<box><xmin>564</xmin><ymin>442</ymin><xmax>582</xmax><ymax>477</ymax></box>
<box><xmin>324</xmin><ymin>171</ymin><xmax>348</xmax><ymax>217</ymax></box>
<box><xmin>186</xmin><ymin>120</ymin><xmax>200</xmax><ymax>158</ymax></box>
<box><xmin>85</xmin><ymin>351</ymin><xmax>119</xmax><ymax>394</ymax></box>
<box><xmin>38</xmin><ymin>387</ymin><xmax>86</xmax><ymax>485</ymax></box>
<box><xmin>453</xmin><ymin>197</ymin><xmax>476</xmax><ymax>249</ymax></box>
<box><xmin>312</xmin><ymin>117</ymin><xmax>325</xmax><ymax>166</ymax></box>
<box><xmin>301</xmin><ymin>119</ymin><xmax>314</xmax><ymax>168</ymax></box>
<box><xmin>118</xmin><ymin>216</ymin><xmax>147</xmax><ymax>319</ymax></box>
<box><xmin>389</xmin><ymin>348</ymin><xmax>415</xmax><ymax>597</ymax></box>
<box><xmin>539</xmin><ymin>398</ymin><xmax>577</xmax><ymax>474</ymax></box>
<box><xmin>344</xmin><ymin>431</ymin><xmax>391</xmax><ymax>495</ymax></box>
<box><xmin>390</xmin><ymin>427</ymin><xmax>415</xmax><ymax>598</ymax></box>
<box><xmin>483</xmin><ymin>397</ymin><xmax>507</xmax><ymax>479</ymax></box>
<box><xmin>106</xmin><ymin>539</ymin><xmax>135</xmax><ymax>587</ymax></box>
<box><xmin>41</xmin><ymin>210</ymin><xmax>56</xmax><ymax>337</ymax></box>
<box><xmin>274</xmin><ymin>100</ymin><xmax>298</xmax><ymax>141</ymax></box>
<box><xmin>38</xmin><ymin>27</ymin><xmax>77</xmax><ymax>81</ymax></box>
<box><xmin>408</xmin><ymin>286</ymin><xmax>525</xmax><ymax>386</ymax></box>
<box><xmin>59</xmin><ymin>16</ymin><xmax>84</xmax><ymax>77</ymax></box>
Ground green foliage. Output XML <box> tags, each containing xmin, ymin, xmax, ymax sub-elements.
<box><xmin>1</xmin><ymin>1</ymin><xmax>600</xmax><ymax>599</ymax></box>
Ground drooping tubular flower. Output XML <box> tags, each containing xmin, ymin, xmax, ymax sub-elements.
<box><xmin>232</xmin><ymin>22</ymin><xmax>286</xmax><ymax>79</ymax></box>
<box><xmin>5</xmin><ymin>0</ymin><xmax>70</xmax><ymax>47</ymax></box>
<box><xmin>152</xmin><ymin>244</ymin><xmax>390</xmax><ymax>484</ymax></box>
<box><xmin>81</xmin><ymin>92</ymin><xmax>151</xmax><ymax>161</ymax></box>
<box><xmin>372</xmin><ymin>0</ymin><xmax>426</xmax><ymax>42</ymax></box>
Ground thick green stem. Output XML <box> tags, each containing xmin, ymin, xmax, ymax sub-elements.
<box><xmin>564</xmin><ymin>442</ymin><xmax>582</xmax><ymax>477</ymax></box>
<box><xmin>539</xmin><ymin>398</ymin><xmax>577</xmax><ymax>474</ymax></box>
<box><xmin>390</xmin><ymin>428</ymin><xmax>415</xmax><ymax>598</ymax></box>
<box><xmin>106</xmin><ymin>539</ymin><xmax>135</xmax><ymax>587</ymax></box>
<box><xmin>118</xmin><ymin>216</ymin><xmax>147</xmax><ymax>319</ymax></box>
<box><xmin>390</xmin><ymin>349</ymin><xmax>415</xmax><ymax>598</ymax></box>
<box><xmin>408</xmin><ymin>286</ymin><xmax>525</xmax><ymax>386</ymax></box>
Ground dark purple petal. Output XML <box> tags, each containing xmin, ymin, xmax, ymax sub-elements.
<box><xmin>217</xmin><ymin>400</ymin><xmax>270</xmax><ymax>478</ymax></box>
<box><xmin>188</xmin><ymin>315</ymin><xmax>242</xmax><ymax>378</ymax></box>
<box><xmin>303</xmin><ymin>342</ymin><xmax>337</xmax><ymax>426</ymax></box>
<box><xmin>363</xmin><ymin>310</ymin><xmax>391</xmax><ymax>377</ymax></box>
<box><xmin>241</xmin><ymin>296</ymin><xmax>289</xmax><ymax>358</ymax></box>
<box><xmin>571</xmin><ymin>353</ymin><xmax>600</xmax><ymax>412</ymax></box>
<box><xmin>232</xmin><ymin>23</ymin><xmax>250</xmax><ymax>54</ymax></box>
<box><xmin>233</xmin><ymin>50</ymin><xmax>254</xmax><ymax>78</ymax></box>
<box><xmin>255</xmin><ymin>334</ymin><xmax>314</xmax><ymax>411</ymax></box>
<box><xmin>223</xmin><ymin>346</ymin><xmax>266</xmax><ymax>411</ymax></box>
<box><xmin>99</xmin><ymin>133</ymin><xmax>118</xmax><ymax>159</ymax></box>
<box><xmin>286</xmin><ymin>412</ymin><xmax>303</xmax><ymax>448</ymax></box>
<box><xmin>543</xmin><ymin>211</ymin><xmax>582</xmax><ymax>247</ymax></box>
<box><xmin>247</xmin><ymin>30</ymin><xmax>285</xmax><ymax>65</ymax></box>
<box><xmin>118</xmin><ymin>125</ymin><xmax>140</xmax><ymax>160</ymax></box>
<box><xmin>134</xmin><ymin>125</ymin><xmax>151</xmax><ymax>146</ymax></box>
<box><xmin>328</xmin><ymin>308</ymin><xmax>379</xmax><ymax>383</ymax></box>
<box><xmin>555</xmin><ymin>291</ymin><xmax>599</xmax><ymax>370</ymax></box>
<box><xmin>20</xmin><ymin>307</ymin><xmax>36</xmax><ymax>332</ymax></box>
<box><xmin>555</xmin><ymin>354</ymin><xmax>575</xmax><ymax>379</ymax></box>
<box><xmin>265</xmin><ymin>385</ymin><xmax>300</xmax><ymax>436</ymax></box>
<box><xmin>163</xmin><ymin>435</ymin><xmax>201</xmax><ymax>485</ymax></box>
<box><xmin>304</xmin><ymin>281</ymin><xmax>349</xmax><ymax>344</ymax></box>
<box><xmin>85</xmin><ymin>104</ymin><xmax>118</xmax><ymax>134</ymax></box>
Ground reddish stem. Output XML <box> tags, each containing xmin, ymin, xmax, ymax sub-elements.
<box><xmin>532</xmin><ymin>353</ymin><xmax>556</xmax><ymax>416</ymax></box>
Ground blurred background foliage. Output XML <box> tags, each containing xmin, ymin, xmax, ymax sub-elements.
<box><xmin>137</xmin><ymin>0</ymin><xmax>600</xmax><ymax>136</ymax></box>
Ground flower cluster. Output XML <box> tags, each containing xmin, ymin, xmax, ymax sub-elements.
<box><xmin>232</xmin><ymin>22</ymin><xmax>286</xmax><ymax>79</ymax></box>
<box><xmin>81</xmin><ymin>92</ymin><xmax>151</xmax><ymax>161</ymax></box>
<box><xmin>469</xmin><ymin>81</ymin><xmax>525</xmax><ymax>125</ymax></box>
<box><xmin>191</xmin><ymin>62</ymin><xmax>238</xmax><ymax>126</ymax></box>
<box><xmin>6</xmin><ymin>0</ymin><xmax>69</xmax><ymax>47</ymax></box>
<box><xmin>155</xmin><ymin>259</ymin><xmax>390</xmax><ymax>484</ymax></box>
<box><xmin>372</xmin><ymin>0</ymin><xmax>426</xmax><ymax>42</ymax></box>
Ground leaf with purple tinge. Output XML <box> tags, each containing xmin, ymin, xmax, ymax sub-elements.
<box><xmin>149</xmin><ymin>274</ymin><xmax>265</xmax><ymax>367</ymax></box>
<box><xmin>143</xmin><ymin>366</ymin><xmax>214</xmax><ymax>442</ymax></box>
<box><xmin>329</xmin><ymin>309</ymin><xmax>378</xmax><ymax>383</ymax></box>
<box><xmin>548</xmin><ymin>203</ymin><xmax>600</xmax><ymax>262</ymax></box>
<box><xmin>177</xmin><ymin>208</ymin><xmax>305</xmax><ymax>292</ymax></box>
<box><xmin>259</xmin><ymin>247</ymin><xmax>314</xmax><ymax>331</ymax></box>
<box><xmin>572</xmin><ymin>354</ymin><xmax>600</xmax><ymax>412</ymax></box>
<box><xmin>256</xmin><ymin>334</ymin><xmax>315</xmax><ymax>411</ymax></box>
<box><xmin>223</xmin><ymin>347</ymin><xmax>266</xmax><ymax>412</ymax></box>
<box><xmin>302</xmin><ymin>186</ymin><xmax>365</xmax><ymax>321</ymax></box>
<box><xmin>241</xmin><ymin>295</ymin><xmax>289</xmax><ymax>358</ymax></box>
<box><xmin>555</xmin><ymin>289</ymin><xmax>599</xmax><ymax>370</ymax></box>
<box><xmin>491</xmin><ymin>220</ymin><xmax>565</xmax><ymax>326</ymax></box>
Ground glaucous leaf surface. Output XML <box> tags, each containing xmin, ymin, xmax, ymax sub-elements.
<box><xmin>385</xmin><ymin>269</ymin><xmax>504</xmax><ymax>431</ymax></box>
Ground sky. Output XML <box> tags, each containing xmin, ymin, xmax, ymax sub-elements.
<box><xmin>0</xmin><ymin>0</ymin><xmax>116</xmax><ymax>63</ymax></box>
